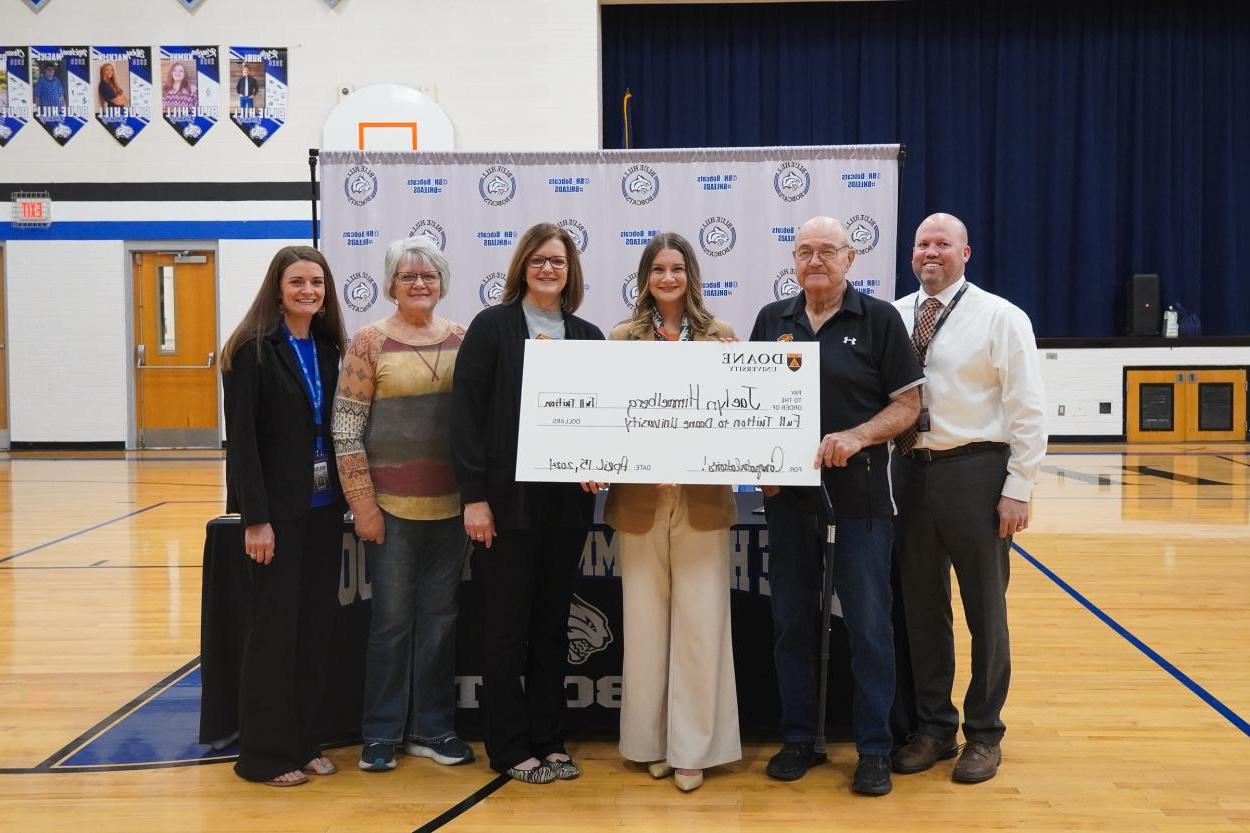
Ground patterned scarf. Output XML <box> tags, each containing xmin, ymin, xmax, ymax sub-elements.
<box><xmin>651</xmin><ymin>309</ymin><xmax>692</xmax><ymax>341</ymax></box>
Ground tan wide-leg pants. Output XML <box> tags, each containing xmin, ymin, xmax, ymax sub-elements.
<box><xmin>617</xmin><ymin>488</ymin><xmax>741</xmax><ymax>770</ymax></box>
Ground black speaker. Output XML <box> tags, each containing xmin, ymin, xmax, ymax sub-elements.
<box><xmin>1126</xmin><ymin>274</ymin><xmax>1160</xmax><ymax>336</ymax></box>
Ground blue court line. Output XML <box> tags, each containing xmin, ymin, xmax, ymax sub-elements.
<box><xmin>1013</xmin><ymin>541</ymin><xmax>1250</xmax><ymax>738</ymax></box>
<box><xmin>0</xmin><ymin>502</ymin><xmax>168</xmax><ymax>564</ymax></box>
<box><xmin>0</xmin><ymin>219</ymin><xmax>311</xmax><ymax>241</ymax></box>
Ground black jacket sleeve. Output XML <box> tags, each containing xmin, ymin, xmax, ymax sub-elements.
<box><xmin>450</xmin><ymin>310</ymin><xmax>500</xmax><ymax>505</ymax></box>
<box><xmin>222</xmin><ymin>340</ymin><xmax>270</xmax><ymax>528</ymax></box>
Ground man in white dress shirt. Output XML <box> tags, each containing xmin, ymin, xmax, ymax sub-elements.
<box><xmin>890</xmin><ymin>213</ymin><xmax>1046</xmax><ymax>783</ymax></box>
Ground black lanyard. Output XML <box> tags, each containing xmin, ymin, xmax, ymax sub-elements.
<box><xmin>912</xmin><ymin>282</ymin><xmax>969</xmax><ymax>367</ymax></box>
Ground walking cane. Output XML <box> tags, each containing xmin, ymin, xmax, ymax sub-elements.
<box><xmin>813</xmin><ymin>451</ymin><xmax>867</xmax><ymax>756</ymax></box>
<box><xmin>814</xmin><ymin>477</ymin><xmax>837</xmax><ymax>756</ymax></box>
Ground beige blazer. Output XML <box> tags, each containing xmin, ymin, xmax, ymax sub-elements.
<box><xmin>602</xmin><ymin>316</ymin><xmax>739</xmax><ymax>534</ymax></box>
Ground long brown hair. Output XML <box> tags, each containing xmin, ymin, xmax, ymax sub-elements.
<box><xmin>499</xmin><ymin>223</ymin><xmax>585</xmax><ymax>313</ymax></box>
<box><xmin>100</xmin><ymin>63</ymin><xmax>123</xmax><ymax>100</ymax></box>
<box><xmin>624</xmin><ymin>232</ymin><xmax>714</xmax><ymax>339</ymax></box>
<box><xmin>221</xmin><ymin>246</ymin><xmax>347</xmax><ymax>371</ymax></box>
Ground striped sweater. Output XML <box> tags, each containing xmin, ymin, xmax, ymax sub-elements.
<box><xmin>332</xmin><ymin>319</ymin><xmax>465</xmax><ymax>520</ymax></box>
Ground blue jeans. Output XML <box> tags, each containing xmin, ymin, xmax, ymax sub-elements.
<box><xmin>361</xmin><ymin>512</ymin><xmax>467</xmax><ymax>745</ymax></box>
<box><xmin>765</xmin><ymin>493</ymin><xmax>895</xmax><ymax>756</ymax></box>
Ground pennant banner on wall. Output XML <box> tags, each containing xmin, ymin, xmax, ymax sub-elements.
<box><xmin>228</xmin><ymin>46</ymin><xmax>287</xmax><ymax>147</ymax></box>
<box><xmin>320</xmin><ymin>146</ymin><xmax>902</xmax><ymax>338</ymax></box>
<box><xmin>172</xmin><ymin>0</ymin><xmax>208</xmax><ymax>11</ymax></box>
<box><xmin>30</xmin><ymin>46</ymin><xmax>89</xmax><ymax>145</ymax></box>
<box><xmin>92</xmin><ymin>47</ymin><xmax>152</xmax><ymax>146</ymax></box>
<box><xmin>20</xmin><ymin>0</ymin><xmax>54</xmax><ymax>11</ymax></box>
<box><xmin>160</xmin><ymin>45</ymin><xmax>219</xmax><ymax>145</ymax></box>
<box><xmin>0</xmin><ymin>47</ymin><xmax>32</xmax><ymax>147</ymax></box>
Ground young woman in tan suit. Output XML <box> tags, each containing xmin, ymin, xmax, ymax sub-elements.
<box><xmin>604</xmin><ymin>232</ymin><xmax>741</xmax><ymax>792</ymax></box>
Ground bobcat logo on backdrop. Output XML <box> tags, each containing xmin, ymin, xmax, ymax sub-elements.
<box><xmin>567</xmin><ymin>594</ymin><xmax>614</xmax><ymax>665</ymax></box>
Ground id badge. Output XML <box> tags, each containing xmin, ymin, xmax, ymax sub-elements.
<box><xmin>312</xmin><ymin>442</ymin><xmax>330</xmax><ymax>494</ymax></box>
<box><xmin>917</xmin><ymin>406</ymin><xmax>931</xmax><ymax>433</ymax></box>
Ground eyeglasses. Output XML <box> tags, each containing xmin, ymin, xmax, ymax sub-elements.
<box><xmin>396</xmin><ymin>272</ymin><xmax>440</xmax><ymax>286</ymax></box>
<box><xmin>793</xmin><ymin>245</ymin><xmax>849</xmax><ymax>263</ymax></box>
<box><xmin>526</xmin><ymin>255</ymin><xmax>569</xmax><ymax>270</ymax></box>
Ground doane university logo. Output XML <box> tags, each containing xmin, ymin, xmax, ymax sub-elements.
<box><xmin>786</xmin><ymin>353</ymin><xmax>803</xmax><ymax>372</ymax></box>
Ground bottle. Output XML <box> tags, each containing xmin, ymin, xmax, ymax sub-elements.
<box><xmin>1163</xmin><ymin>305</ymin><xmax>1179</xmax><ymax>338</ymax></box>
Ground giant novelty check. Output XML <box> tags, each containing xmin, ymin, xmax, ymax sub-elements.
<box><xmin>516</xmin><ymin>340</ymin><xmax>821</xmax><ymax>485</ymax></box>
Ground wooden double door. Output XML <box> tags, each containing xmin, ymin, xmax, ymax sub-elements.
<box><xmin>1126</xmin><ymin>368</ymin><xmax>1247</xmax><ymax>443</ymax></box>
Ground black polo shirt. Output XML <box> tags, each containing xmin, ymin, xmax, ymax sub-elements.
<box><xmin>749</xmin><ymin>284</ymin><xmax>922</xmax><ymax>518</ymax></box>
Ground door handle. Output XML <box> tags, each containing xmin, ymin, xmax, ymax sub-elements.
<box><xmin>136</xmin><ymin>349</ymin><xmax>216</xmax><ymax>370</ymax></box>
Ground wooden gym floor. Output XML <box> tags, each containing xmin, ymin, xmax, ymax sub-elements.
<box><xmin>0</xmin><ymin>444</ymin><xmax>1246</xmax><ymax>833</ymax></box>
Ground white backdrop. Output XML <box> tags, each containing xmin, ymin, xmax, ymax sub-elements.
<box><xmin>320</xmin><ymin>145</ymin><xmax>901</xmax><ymax>337</ymax></box>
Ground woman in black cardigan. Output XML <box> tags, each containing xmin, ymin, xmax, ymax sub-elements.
<box><xmin>221</xmin><ymin>246</ymin><xmax>348</xmax><ymax>787</ymax></box>
<box><xmin>451</xmin><ymin>223</ymin><xmax>604</xmax><ymax>783</ymax></box>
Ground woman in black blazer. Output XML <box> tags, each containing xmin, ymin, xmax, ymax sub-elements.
<box><xmin>451</xmin><ymin>223</ymin><xmax>604</xmax><ymax>783</ymax></box>
<box><xmin>221</xmin><ymin>245</ymin><xmax>348</xmax><ymax>787</ymax></box>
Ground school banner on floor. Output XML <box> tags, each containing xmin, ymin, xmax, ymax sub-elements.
<box><xmin>30</xmin><ymin>46</ymin><xmax>89</xmax><ymax>145</ymax></box>
<box><xmin>0</xmin><ymin>47</ymin><xmax>32</xmax><ymax>147</ymax></box>
<box><xmin>319</xmin><ymin>146</ymin><xmax>902</xmax><ymax>338</ymax></box>
<box><xmin>91</xmin><ymin>47</ymin><xmax>152</xmax><ymax>146</ymax></box>
<box><xmin>228</xmin><ymin>46</ymin><xmax>286</xmax><ymax>147</ymax></box>
<box><xmin>159</xmin><ymin>46</ymin><xmax>219</xmax><ymax>145</ymax></box>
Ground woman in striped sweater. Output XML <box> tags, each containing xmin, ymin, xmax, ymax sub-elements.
<box><xmin>332</xmin><ymin>237</ymin><xmax>473</xmax><ymax>773</ymax></box>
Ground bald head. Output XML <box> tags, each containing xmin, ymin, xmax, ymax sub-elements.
<box><xmin>911</xmin><ymin>213</ymin><xmax>971</xmax><ymax>294</ymax></box>
<box><xmin>797</xmin><ymin>216</ymin><xmax>850</xmax><ymax>249</ymax></box>
<box><xmin>915</xmin><ymin>213</ymin><xmax>968</xmax><ymax>246</ymax></box>
<box><xmin>793</xmin><ymin>215</ymin><xmax>855</xmax><ymax>303</ymax></box>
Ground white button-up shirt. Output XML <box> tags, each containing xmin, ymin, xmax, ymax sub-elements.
<box><xmin>893</xmin><ymin>277</ymin><xmax>1047</xmax><ymax>501</ymax></box>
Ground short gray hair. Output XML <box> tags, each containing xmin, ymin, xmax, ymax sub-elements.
<box><xmin>381</xmin><ymin>237</ymin><xmax>451</xmax><ymax>300</ymax></box>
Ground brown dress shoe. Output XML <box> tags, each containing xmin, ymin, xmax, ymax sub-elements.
<box><xmin>892</xmin><ymin>734</ymin><xmax>958</xmax><ymax>774</ymax></box>
<box><xmin>952</xmin><ymin>741</ymin><xmax>1001</xmax><ymax>783</ymax></box>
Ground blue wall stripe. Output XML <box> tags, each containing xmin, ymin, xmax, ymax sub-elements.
<box><xmin>1013</xmin><ymin>542</ymin><xmax>1250</xmax><ymax>738</ymax></box>
<box><xmin>0</xmin><ymin>220</ymin><xmax>313</xmax><ymax>241</ymax></box>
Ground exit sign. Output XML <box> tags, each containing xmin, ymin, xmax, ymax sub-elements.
<box><xmin>11</xmin><ymin>192</ymin><xmax>53</xmax><ymax>227</ymax></box>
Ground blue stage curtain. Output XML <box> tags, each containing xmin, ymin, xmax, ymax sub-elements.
<box><xmin>601</xmin><ymin>1</ymin><xmax>1250</xmax><ymax>337</ymax></box>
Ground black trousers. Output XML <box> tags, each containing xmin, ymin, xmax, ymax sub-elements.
<box><xmin>234</xmin><ymin>504</ymin><xmax>342</xmax><ymax>781</ymax></box>
<box><xmin>891</xmin><ymin>447</ymin><xmax>1012</xmax><ymax>745</ymax></box>
<box><xmin>474</xmin><ymin>525</ymin><xmax>587</xmax><ymax>773</ymax></box>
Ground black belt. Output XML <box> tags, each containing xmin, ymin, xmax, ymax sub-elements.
<box><xmin>902</xmin><ymin>441</ymin><xmax>1008</xmax><ymax>463</ymax></box>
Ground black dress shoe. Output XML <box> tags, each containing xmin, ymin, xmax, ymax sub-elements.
<box><xmin>765</xmin><ymin>742</ymin><xmax>827</xmax><ymax>781</ymax></box>
<box><xmin>851</xmin><ymin>755</ymin><xmax>892</xmax><ymax>796</ymax></box>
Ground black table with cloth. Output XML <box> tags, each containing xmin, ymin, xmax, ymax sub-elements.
<box><xmin>199</xmin><ymin>494</ymin><xmax>864</xmax><ymax>746</ymax></box>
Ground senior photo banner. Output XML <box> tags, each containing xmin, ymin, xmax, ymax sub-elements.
<box><xmin>0</xmin><ymin>47</ymin><xmax>32</xmax><ymax>147</ymax></box>
<box><xmin>319</xmin><ymin>146</ymin><xmax>902</xmax><ymax>338</ymax></box>
<box><xmin>92</xmin><ymin>47</ymin><xmax>152</xmax><ymax>146</ymax></box>
<box><xmin>228</xmin><ymin>46</ymin><xmax>287</xmax><ymax>147</ymax></box>
<box><xmin>30</xmin><ymin>46</ymin><xmax>89</xmax><ymax>145</ymax></box>
<box><xmin>159</xmin><ymin>46</ymin><xmax>219</xmax><ymax>145</ymax></box>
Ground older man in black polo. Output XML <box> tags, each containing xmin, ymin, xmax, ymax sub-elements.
<box><xmin>751</xmin><ymin>216</ymin><xmax>922</xmax><ymax>795</ymax></box>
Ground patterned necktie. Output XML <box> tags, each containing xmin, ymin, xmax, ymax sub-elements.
<box><xmin>896</xmin><ymin>296</ymin><xmax>943</xmax><ymax>453</ymax></box>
